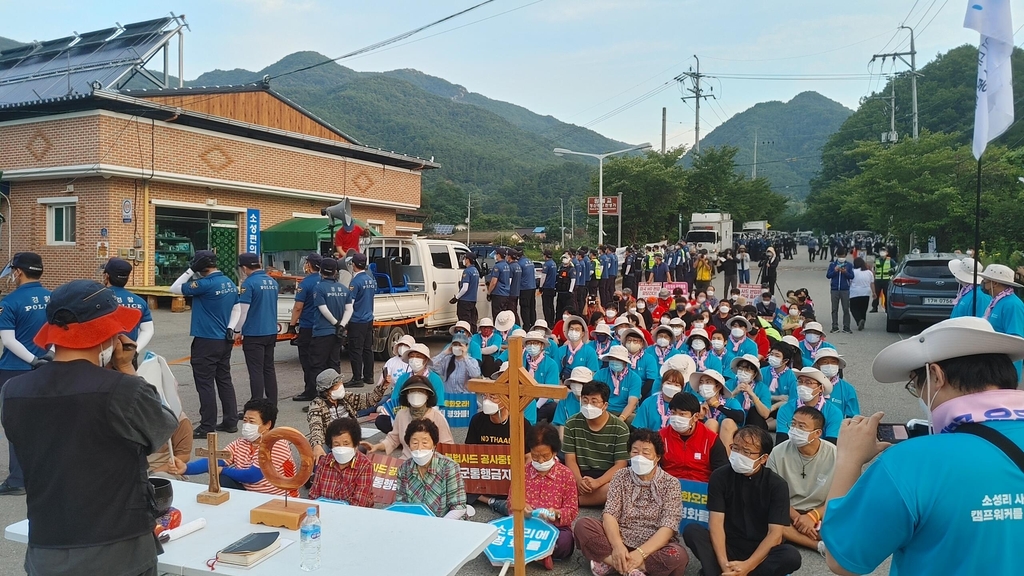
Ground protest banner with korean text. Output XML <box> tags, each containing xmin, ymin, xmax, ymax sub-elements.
<box><xmin>738</xmin><ymin>284</ymin><xmax>762</xmax><ymax>301</ymax></box>
<box><xmin>369</xmin><ymin>453</ymin><xmax>403</xmax><ymax>505</ymax></box>
<box><xmin>443</xmin><ymin>394</ymin><xmax>478</xmax><ymax>428</ymax></box>
<box><xmin>438</xmin><ymin>443</ymin><xmax>512</xmax><ymax>495</ymax></box>
<box><xmin>679</xmin><ymin>479</ymin><xmax>710</xmax><ymax>530</ymax></box>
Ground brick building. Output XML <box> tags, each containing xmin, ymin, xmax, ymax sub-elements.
<box><xmin>0</xmin><ymin>17</ymin><xmax>437</xmax><ymax>287</ymax></box>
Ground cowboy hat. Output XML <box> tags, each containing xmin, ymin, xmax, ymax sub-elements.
<box><xmin>872</xmin><ymin>316</ymin><xmax>1024</xmax><ymax>383</ymax></box>
<box><xmin>523</xmin><ymin>330</ymin><xmax>549</xmax><ymax>345</ymax></box>
<box><xmin>531</xmin><ymin>319</ymin><xmax>552</xmax><ymax>335</ymax></box>
<box><xmin>669</xmin><ymin>317</ymin><xmax>686</xmax><ymax>328</ymax></box>
<box><xmin>34</xmin><ymin>280</ymin><xmax>142</xmax><ymax>350</ymax></box>
<box><xmin>652</xmin><ymin>325</ymin><xmax>674</xmax><ymax>341</ymax></box>
<box><xmin>495</xmin><ymin>310</ymin><xmax>517</xmax><ymax>332</ymax></box>
<box><xmin>478</xmin><ymin>317</ymin><xmax>495</xmax><ymax>328</ymax></box>
<box><xmin>566</xmin><ymin>366</ymin><xmax>595</xmax><ymax>384</ymax></box>
<box><xmin>449</xmin><ymin>321</ymin><xmax>472</xmax><ymax>335</ymax></box>
<box><xmin>728</xmin><ymin>316</ymin><xmax>752</xmax><ymax>332</ymax></box>
<box><xmin>400</xmin><ymin>342</ymin><xmax>433</xmax><ymax>364</ymax></box>
<box><xmin>689</xmin><ymin>369</ymin><xmax>732</xmax><ymax>398</ymax></box>
<box><xmin>813</xmin><ymin>348</ymin><xmax>847</xmax><ymax>370</ymax></box>
<box><xmin>980</xmin><ymin>263</ymin><xmax>1023</xmax><ymax>288</ymax></box>
<box><xmin>802</xmin><ymin>321</ymin><xmax>825</xmax><ymax>335</ymax></box>
<box><xmin>601</xmin><ymin>345</ymin><xmax>630</xmax><ymax>365</ymax></box>
<box><xmin>686</xmin><ymin>328</ymin><xmax>711</xmax><ymax>344</ymax></box>
<box><xmin>660</xmin><ymin>354</ymin><xmax>697</xmax><ymax>380</ymax></box>
<box><xmin>794</xmin><ymin>367</ymin><xmax>833</xmax><ymax>396</ymax></box>
<box><xmin>948</xmin><ymin>257</ymin><xmax>983</xmax><ymax>285</ymax></box>
<box><xmin>729</xmin><ymin>354</ymin><xmax>763</xmax><ymax>381</ymax></box>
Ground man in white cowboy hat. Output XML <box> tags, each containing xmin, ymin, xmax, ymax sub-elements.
<box><xmin>822</xmin><ymin>317</ymin><xmax>1024</xmax><ymax>576</ymax></box>
<box><xmin>519</xmin><ymin>330</ymin><xmax>560</xmax><ymax>424</ymax></box>
<box><xmin>812</xmin><ymin>348</ymin><xmax>860</xmax><ymax>419</ymax></box>
<box><xmin>797</xmin><ymin>321</ymin><xmax>836</xmax><ymax>369</ymax></box>
<box><xmin>593</xmin><ymin>345</ymin><xmax>642</xmax><ymax>421</ymax></box>
<box><xmin>978</xmin><ymin>263</ymin><xmax>1024</xmax><ymax>381</ymax></box>
<box><xmin>775</xmin><ymin>367</ymin><xmax>843</xmax><ymax>445</ymax></box>
<box><xmin>948</xmin><ymin>257</ymin><xmax>991</xmax><ymax>319</ymax></box>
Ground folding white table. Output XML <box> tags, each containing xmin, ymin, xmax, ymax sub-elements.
<box><xmin>5</xmin><ymin>480</ymin><xmax>496</xmax><ymax>576</ymax></box>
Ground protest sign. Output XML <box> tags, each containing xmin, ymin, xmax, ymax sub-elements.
<box><xmin>738</xmin><ymin>284</ymin><xmax>763</xmax><ymax>301</ymax></box>
<box><xmin>484</xmin><ymin>516</ymin><xmax>559</xmax><ymax>565</ymax></box>
<box><xmin>369</xmin><ymin>453</ymin><xmax>403</xmax><ymax>505</ymax></box>
<box><xmin>443</xmin><ymin>393</ymin><xmax>478</xmax><ymax>428</ymax></box>
<box><xmin>437</xmin><ymin>443</ymin><xmax>512</xmax><ymax>495</ymax></box>
<box><xmin>679</xmin><ymin>479</ymin><xmax>710</xmax><ymax>530</ymax></box>
<box><xmin>637</xmin><ymin>282</ymin><xmax>662</xmax><ymax>300</ymax></box>
<box><xmin>663</xmin><ymin>282</ymin><xmax>690</xmax><ymax>296</ymax></box>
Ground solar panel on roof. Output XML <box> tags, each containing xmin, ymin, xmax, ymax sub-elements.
<box><xmin>433</xmin><ymin>224</ymin><xmax>455</xmax><ymax>235</ymax></box>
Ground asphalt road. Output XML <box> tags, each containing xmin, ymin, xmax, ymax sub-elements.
<box><xmin>0</xmin><ymin>254</ymin><xmax>916</xmax><ymax>575</ymax></box>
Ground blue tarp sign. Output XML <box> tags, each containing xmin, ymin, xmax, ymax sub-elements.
<box><xmin>679</xmin><ymin>479</ymin><xmax>710</xmax><ymax>530</ymax></box>
<box><xmin>385</xmin><ymin>503</ymin><xmax>435</xmax><ymax>517</ymax></box>
<box><xmin>484</xmin><ymin>516</ymin><xmax>558</xmax><ymax>565</ymax></box>
<box><xmin>443</xmin><ymin>393</ymin><xmax>477</xmax><ymax>428</ymax></box>
<box><xmin>246</xmin><ymin>209</ymin><xmax>261</xmax><ymax>255</ymax></box>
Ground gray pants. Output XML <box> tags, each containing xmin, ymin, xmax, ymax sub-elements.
<box><xmin>831</xmin><ymin>289</ymin><xmax>851</xmax><ymax>331</ymax></box>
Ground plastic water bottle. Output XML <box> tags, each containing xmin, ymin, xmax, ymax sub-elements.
<box><xmin>299</xmin><ymin>507</ymin><xmax>321</xmax><ymax>571</ymax></box>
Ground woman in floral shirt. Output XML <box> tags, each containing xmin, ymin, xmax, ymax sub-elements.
<box><xmin>306</xmin><ymin>368</ymin><xmax>389</xmax><ymax>459</ymax></box>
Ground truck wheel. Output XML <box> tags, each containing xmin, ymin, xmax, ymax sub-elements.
<box><xmin>376</xmin><ymin>325</ymin><xmax>406</xmax><ymax>360</ymax></box>
<box><xmin>886</xmin><ymin>316</ymin><xmax>900</xmax><ymax>333</ymax></box>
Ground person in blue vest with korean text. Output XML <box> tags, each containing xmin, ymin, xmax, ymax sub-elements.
<box><xmin>347</xmin><ymin>253</ymin><xmax>377</xmax><ymax>386</ymax></box>
<box><xmin>101</xmin><ymin>258</ymin><xmax>154</xmax><ymax>353</ymax></box>
<box><xmin>171</xmin><ymin>250</ymin><xmax>240</xmax><ymax>439</ymax></box>
<box><xmin>948</xmin><ymin>257</ymin><xmax>990</xmax><ymax>319</ymax></box>
<box><xmin>310</xmin><ymin>258</ymin><xmax>351</xmax><ymax>383</ymax></box>
<box><xmin>232</xmin><ymin>252</ymin><xmax>280</xmax><ymax>405</ymax></box>
<box><xmin>978</xmin><ymin>264</ymin><xmax>1024</xmax><ymax>381</ymax></box>
<box><xmin>540</xmin><ymin>250</ymin><xmax>558</xmax><ymax>325</ymax></box>
<box><xmin>518</xmin><ymin>250</ymin><xmax>537</xmax><ymax>328</ymax></box>
<box><xmin>0</xmin><ymin>253</ymin><xmax>51</xmax><ymax>495</ymax></box>
<box><xmin>452</xmin><ymin>252</ymin><xmax>480</xmax><ymax>331</ymax></box>
<box><xmin>487</xmin><ymin>248</ymin><xmax>511</xmax><ymax>319</ymax></box>
<box><xmin>822</xmin><ymin>317</ymin><xmax>1024</xmax><ymax>575</ymax></box>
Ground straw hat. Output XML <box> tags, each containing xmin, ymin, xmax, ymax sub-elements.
<box><xmin>729</xmin><ymin>354</ymin><xmax>763</xmax><ymax>381</ymax></box>
<box><xmin>794</xmin><ymin>367</ymin><xmax>833</xmax><ymax>395</ymax></box>
<box><xmin>601</xmin><ymin>345</ymin><xmax>630</xmax><ymax>365</ymax></box>
<box><xmin>495</xmin><ymin>310</ymin><xmax>517</xmax><ymax>331</ymax></box>
<box><xmin>980</xmin><ymin>263</ymin><xmax>1023</xmax><ymax>288</ymax></box>
<box><xmin>813</xmin><ymin>348</ymin><xmax>847</xmax><ymax>370</ymax></box>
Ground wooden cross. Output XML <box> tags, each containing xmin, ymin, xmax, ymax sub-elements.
<box><xmin>195</xmin><ymin>432</ymin><xmax>232</xmax><ymax>505</ymax></box>
<box><xmin>468</xmin><ymin>337</ymin><xmax>567</xmax><ymax>576</ymax></box>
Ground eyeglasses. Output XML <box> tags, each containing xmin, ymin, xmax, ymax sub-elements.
<box><xmin>729</xmin><ymin>445</ymin><xmax>761</xmax><ymax>459</ymax></box>
<box><xmin>905</xmin><ymin>377</ymin><xmax>920</xmax><ymax>398</ymax></box>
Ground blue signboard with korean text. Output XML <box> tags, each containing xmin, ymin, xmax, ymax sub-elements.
<box><xmin>443</xmin><ymin>393</ymin><xmax>478</xmax><ymax>428</ymax></box>
<box><xmin>246</xmin><ymin>208</ymin><xmax>260</xmax><ymax>255</ymax></box>
<box><xmin>484</xmin><ymin>516</ymin><xmax>558</xmax><ymax>566</ymax></box>
<box><xmin>679</xmin><ymin>479</ymin><xmax>710</xmax><ymax>530</ymax></box>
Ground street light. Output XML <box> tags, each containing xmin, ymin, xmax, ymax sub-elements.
<box><xmin>553</xmin><ymin>142</ymin><xmax>652</xmax><ymax>244</ymax></box>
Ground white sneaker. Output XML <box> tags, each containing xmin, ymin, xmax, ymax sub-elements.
<box><xmin>464</xmin><ymin>504</ymin><xmax>476</xmax><ymax>519</ymax></box>
<box><xmin>817</xmin><ymin>540</ymin><xmax>827</xmax><ymax>558</ymax></box>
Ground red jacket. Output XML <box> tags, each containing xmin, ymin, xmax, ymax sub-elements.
<box><xmin>660</xmin><ymin>421</ymin><xmax>721</xmax><ymax>483</ymax></box>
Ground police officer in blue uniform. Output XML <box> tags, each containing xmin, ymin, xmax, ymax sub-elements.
<box><xmin>574</xmin><ymin>249</ymin><xmax>589</xmax><ymax>312</ymax></box>
<box><xmin>451</xmin><ymin>252</ymin><xmax>480</xmax><ymax>331</ymax></box>
<box><xmin>488</xmin><ymin>248</ymin><xmax>511</xmax><ymax>319</ymax></box>
<box><xmin>0</xmin><ymin>253</ymin><xmax>51</xmax><ymax>495</ymax></box>
<box><xmin>171</xmin><ymin>250</ymin><xmax>240</xmax><ymax>439</ymax></box>
<box><xmin>288</xmin><ymin>253</ymin><xmax>322</xmax><ymax>402</ymax></box>
<box><xmin>311</xmin><ymin>258</ymin><xmax>351</xmax><ymax>380</ymax></box>
<box><xmin>540</xmin><ymin>250</ymin><xmax>557</xmax><ymax>325</ymax></box>
<box><xmin>232</xmin><ymin>252</ymin><xmax>280</xmax><ymax>405</ymax></box>
<box><xmin>518</xmin><ymin>250</ymin><xmax>536</xmax><ymax>328</ymax></box>
<box><xmin>347</xmin><ymin>253</ymin><xmax>377</xmax><ymax>386</ymax></box>
<box><xmin>102</xmin><ymin>258</ymin><xmax>154</xmax><ymax>353</ymax></box>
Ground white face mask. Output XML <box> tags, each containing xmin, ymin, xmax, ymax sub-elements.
<box><xmin>729</xmin><ymin>451</ymin><xmax>761</xmax><ymax>475</ymax></box>
<box><xmin>661</xmin><ymin>383</ymin><xmax>682</xmax><ymax>398</ymax></box>
<box><xmin>637</xmin><ymin>301</ymin><xmax>646</xmax><ymax>310</ymax></box>
<box><xmin>690</xmin><ymin>339</ymin><xmax>706</xmax><ymax>352</ymax></box>
<box><xmin>98</xmin><ymin>338</ymin><xmax>115</xmax><ymax>367</ymax></box>
<box><xmin>606</xmin><ymin>309</ymin><xmax>617</xmax><ymax>319</ymax></box>
<box><xmin>671</xmin><ymin>327</ymin><xmax>684</xmax><ymax>337</ymax></box>
<box><xmin>625</xmin><ymin>341</ymin><xmax>643</xmax><ymax>354</ymax></box>
<box><xmin>796</xmin><ymin>385</ymin><xmax>816</xmax><ymax>403</ymax></box>
<box><xmin>330</xmin><ymin>386</ymin><xmax>346</xmax><ymax>400</ymax></box>
<box><xmin>660</xmin><ymin>316</ymin><xmax>671</xmax><ymax>326</ymax></box>
<box><xmin>788</xmin><ymin>428</ymin><xmax>813</xmax><ymax>448</ymax></box>
<box><xmin>410</xmin><ymin>449</ymin><xmax>434</xmax><ymax>466</ymax></box>
<box><xmin>562</xmin><ymin>314</ymin><xmax>571</xmax><ymax>323</ymax></box>
<box><xmin>837</xmin><ymin>257</ymin><xmax>847</xmax><ymax>263</ymax></box>
<box><xmin>698</xmin><ymin>383</ymin><xmax>718</xmax><ymax>399</ymax></box>
<box><xmin>617</xmin><ymin>328</ymin><xmax>628</xmax><ymax>340</ymax></box>
<box><xmin>719</xmin><ymin>305</ymin><xmax>730</xmax><ymax>315</ymax></box>
<box><xmin>397</xmin><ymin>345</ymin><xmax>409</xmax><ymax>357</ymax></box>
<box><xmin>736</xmin><ymin>369</ymin><xmax>754</xmax><ymax>383</ymax></box>
<box><xmin>630</xmin><ymin>455</ymin><xmax>656</xmax><ymax>476</ymax></box>
<box><xmin>567</xmin><ymin>329</ymin><xmax>583</xmax><ymax>343</ymax></box>
<box><xmin>819</xmin><ymin>364</ymin><xmax>840</xmax><ymax>378</ymax></box>
<box><xmin>767</xmin><ymin>356</ymin><xmax>783</xmax><ymax>369</ymax></box>
<box><xmin>656</xmin><ymin>337</ymin><xmax>671</xmax><ymax>348</ymax></box>
<box><xmin>697</xmin><ymin>297</ymin><xmax>706</xmax><ymax>303</ymax></box>
<box><xmin>481</xmin><ymin>398</ymin><xmax>500</xmax><ymax>415</ymax></box>
<box><xmin>452</xmin><ymin>346</ymin><xmax>465</xmax><ymax>357</ymax></box>
<box><xmin>731</xmin><ymin>327</ymin><xmax>746</xmax><ymax>339</ymax></box>
<box><xmin>525</xmin><ymin>344</ymin><xmax>542</xmax><ymax>357</ymax></box>
<box><xmin>789</xmin><ymin>308</ymin><xmax>800</xmax><ymax>317</ymax></box>
<box><xmin>408</xmin><ymin>358</ymin><xmax>426</xmax><ymax>373</ymax></box>
<box><xmin>580</xmin><ymin>403</ymin><xmax>603</xmax><ymax>420</ymax></box>
<box><xmin>692</xmin><ymin>322</ymin><xmax>705</xmax><ymax>330</ymax></box>
<box><xmin>711</xmin><ymin>340</ymin><xmax>725</xmax><ymax>351</ymax></box>
<box><xmin>532</xmin><ymin>458</ymin><xmax>556</xmax><ymax>473</ymax></box>
<box><xmin>570</xmin><ymin>382</ymin><xmax>583</xmax><ymax>397</ymax></box>
<box><xmin>804</xmin><ymin>333</ymin><xmax>821</xmax><ymax>344</ymax></box>
<box><xmin>241</xmin><ymin>423</ymin><xmax>261</xmax><ymax>442</ymax></box>
<box><xmin>669</xmin><ymin>415</ymin><xmax>692</xmax><ymax>433</ymax></box>
<box><xmin>332</xmin><ymin>446</ymin><xmax>356</xmax><ymax>464</ymax></box>
<box><xmin>407</xmin><ymin>391</ymin><xmax>428</xmax><ymax>408</ymax></box>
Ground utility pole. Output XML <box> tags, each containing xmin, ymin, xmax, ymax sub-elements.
<box><xmin>661</xmin><ymin>107</ymin><xmax>667</xmax><ymax>153</ymax></box>
<box><xmin>870</xmin><ymin>25</ymin><xmax>919</xmax><ymax>139</ymax></box>
<box><xmin>889</xmin><ymin>79</ymin><xmax>897</xmax><ymax>142</ymax></box>
<box><xmin>617</xmin><ymin>193</ymin><xmax>623</xmax><ymax>247</ymax></box>
<box><xmin>752</xmin><ymin>128</ymin><xmax>758</xmax><ymax>179</ymax></box>
<box><xmin>560</xmin><ymin>198</ymin><xmax>565</xmax><ymax>249</ymax></box>
<box><xmin>466</xmin><ymin>193</ymin><xmax>471</xmax><ymax>245</ymax></box>
<box><xmin>676</xmin><ymin>55</ymin><xmax>715</xmax><ymax>153</ymax></box>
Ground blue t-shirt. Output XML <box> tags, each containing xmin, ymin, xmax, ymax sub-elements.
<box><xmin>238</xmin><ymin>270</ymin><xmax>279</xmax><ymax>337</ymax></box>
<box><xmin>491</xmin><ymin>261</ymin><xmax>511</xmax><ymax>297</ymax></box>
<box><xmin>469</xmin><ymin>332</ymin><xmax>502</xmax><ymax>361</ymax></box>
<box><xmin>822</xmin><ymin>421</ymin><xmax>1024</xmax><ymax>576</ymax></box>
<box><xmin>552</xmin><ymin>342</ymin><xmax>600</xmax><ymax>381</ymax></box>
<box><xmin>723</xmin><ymin>380</ymin><xmax>772</xmax><ymax>424</ymax></box>
<box><xmin>985</xmin><ymin>294</ymin><xmax>1024</xmax><ymax>379</ymax></box>
<box><xmin>689</xmin><ymin>351</ymin><xmax>724</xmax><ymax>378</ymax></box>
<box><xmin>776</xmin><ymin>398</ymin><xmax>844</xmax><ymax>439</ymax></box>
<box><xmin>108</xmin><ymin>285</ymin><xmax>151</xmax><ymax>342</ymax></box>
<box><xmin>722</xmin><ymin>338</ymin><xmax>759</xmax><ymax>372</ymax></box>
<box><xmin>542</xmin><ymin>259</ymin><xmax>557</xmax><ymax>290</ymax></box>
<box><xmin>950</xmin><ymin>286</ymin><xmax>992</xmax><ymax>319</ymax></box>
<box><xmin>296</xmin><ymin>273</ymin><xmax>322</xmax><ymax>329</ymax></box>
<box><xmin>509</xmin><ymin>263</ymin><xmax>522</xmax><ymax>297</ymax></box>
<box><xmin>518</xmin><ymin>259</ymin><xmax>535</xmax><ymax>291</ymax></box>
<box><xmin>827</xmin><ymin>378</ymin><xmax>861</xmax><ymax>418</ymax></box>
<box><xmin>553</xmin><ymin>392</ymin><xmax>581</xmax><ymax>426</ymax></box>
<box><xmin>610</xmin><ymin>253</ymin><xmax>619</xmax><ymax>276</ymax></box>
<box><xmin>522</xmin><ymin>353</ymin><xmax>560</xmax><ymax>424</ymax></box>
<box><xmin>0</xmin><ymin>282</ymin><xmax>50</xmax><ymax>371</ymax></box>
<box><xmin>181</xmin><ymin>271</ymin><xmax>238</xmax><ymax>339</ymax></box>
<box><xmin>593</xmin><ymin>367</ymin><xmax>641</xmax><ymax>415</ymax></box>
<box><xmin>390</xmin><ymin>371</ymin><xmax>446</xmax><ymax>407</ymax></box>
<box><xmin>348</xmin><ymin>271</ymin><xmax>376</xmax><ymax>324</ymax></box>
<box><xmin>761</xmin><ymin>366</ymin><xmax>797</xmax><ymax>398</ymax></box>
<box><xmin>799</xmin><ymin>341</ymin><xmax>836</xmax><ymax>368</ymax></box>
<box><xmin>640</xmin><ymin>345</ymin><xmax>680</xmax><ymax>393</ymax></box>
<box><xmin>459</xmin><ymin>266</ymin><xmax>480</xmax><ymax>303</ymax></box>
<box><xmin>632</xmin><ymin>393</ymin><xmax>674</xmax><ymax>432</ymax></box>
<box><xmin>312</xmin><ymin>278</ymin><xmax>350</xmax><ymax>337</ymax></box>
<box><xmin>651</xmin><ymin>263</ymin><xmax>669</xmax><ymax>282</ymax></box>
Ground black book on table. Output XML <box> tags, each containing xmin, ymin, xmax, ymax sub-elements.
<box><xmin>216</xmin><ymin>532</ymin><xmax>281</xmax><ymax>566</ymax></box>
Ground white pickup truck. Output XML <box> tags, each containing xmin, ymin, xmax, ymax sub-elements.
<box><xmin>275</xmin><ymin>236</ymin><xmax>489</xmax><ymax>357</ymax></box>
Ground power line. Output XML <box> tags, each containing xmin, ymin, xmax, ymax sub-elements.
<box><xmin>916</xmin><ymin>0</ymin><xmax>952</xmax><ymax>38</ymax></box>
<box><xmin>700</xmin><ymin>30</ymin><xmax>893</xmax><ymax>63</ymax></box>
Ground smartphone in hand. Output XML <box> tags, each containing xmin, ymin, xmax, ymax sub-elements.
<box><xmin>876</xmin><ymin>423</ymin><xmax>910</xmax><ymax>443</ymax></box>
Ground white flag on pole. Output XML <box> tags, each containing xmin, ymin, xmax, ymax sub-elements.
<box><xmin>964</xmin><ymin>0</ymin><xmax>1015</xmax><ymax>160</ymax></box>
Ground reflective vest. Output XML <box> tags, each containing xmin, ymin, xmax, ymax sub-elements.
<box><xmin>874</xmin><ymin>258</ymin><xmax>893</xmax><ymax>280</ymax></box>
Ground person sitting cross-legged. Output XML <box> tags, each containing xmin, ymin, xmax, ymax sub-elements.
<box><xmin>562</xmin><ymin>380</ymin><xmax>629</xmax><ymax>507</ymax></box>
<box><xmin>660</xmin><ymin>391</ymin><xmax>729</xmax><ymax>483</ymax></box>
<box><xmin>767</xmin><ymin>406</ymin><xmax>835</xmax><ymax>555</ymax></box>
<box><xmin>308</xmin><ymin>417</ymin><xmax>374</xmax><ymax>507</ymax></box>
<box><xmin>394</xmin><ymin>418</ymin><xmax>469</xmax><ymax>519</ymax></box>
<box><xmin>775</xmin><ymin>367</ymin><xmax>844</xmax><ymax>445</ymax></box>
<box><xmin>682</xmin><ymin>426</ymin><xmax>802</xmax><ymax>576</ymax></box>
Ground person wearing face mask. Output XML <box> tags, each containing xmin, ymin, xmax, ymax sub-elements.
<box><xmin>642</xmin><ymin>326</ymin><xmax>681</xmax><ymax>389</ymax></box>
<box><xmin>821</xmin><ymin>317</ymin><xmax>1024</xmax><ymax>576</ymax></box>
<box><xmin>947</xmin><ymin>256</ymin><xmax>991</xmax><ymax>320</ymax></box>
<box><xmin>394</xmin><ymin>418</ymin><xmax>468</xmax><ymax>519</ymax></box>
<box><xmin>727</xmin><ymin>354</ymin><xmax>773</xmax><ymax>431</ymax></box>
<box><xmin>634</xmin><ymin>297</ymin><xmax>654</xmax><ymax>329</ymax></box>
<box><xmin>563</xmin><ymin>381</ymin><xmax>630</xmax><ymax>506</ymax></box>
<box><xmin>761</xmin><ymin>342</ymin><xmax>797</xmax><ymax>402</ymax></box>
<box><xmin>516</xmin><ymin>331</ymin><xmax>560</xmax><ymax>423</ymax></box>
<box><xmin>780</xmin><ymin>303</ymin><xmax>803</xmax><ymax>336</ymax></box>
<box><xmin>468</xmin><ymin>392</ymin><xmax>533</xmax><ymax>510</ymax></box>
<box><xmin>554</xmin><ymin>253</ymin><xmax>577</xmax><ymax>320</ymax></box>
<box><xmin>813</xmin><ymin>349</ymin><xmax>860</xmax><ymax>419</ymax></box>
<box><xmin>308</xmin><ymin>368</ymin><xmax>389</xmax><ymax>459</ymax></box>
<box><xmin>775</xmin><ymin>368</ymin><xmax>843</xmax><ymax>445</ymax></box>
<box><xmin>767</xmin><ymin>407</ymin><xmax>835</xmax><ymax>555</ymax></box>
<box><xmin>619</xmin><ymin>329</ymin><xmax>653</xmax><ymax>397</ymax></box>
<box><xmin>797</xmin><ymin>321</ymin><xmax>835</xmax><ymax>368</ymax></box>
<box><xmin>285</xmin><ymin>253</ymin><xmax>323</xmax><ymax>402</ymax></box>
<box><xmin>554</xmin><ymin>315</ymin><xmax>599</xmax><ymax>384</ymax></box>
<box><xmin>708</xmin><ymin>331</ymin><xmax>732</xmax><ymax>380</ymax></box>
<box><xmin>688</xmin><ymin>369</ymin><xmax>744</xmax><ymax>450</ymax></box>
<box><xmin>552</xmin><ymin>367</ymin><xmax>595</xmax><ymax>432</ymax></box>
<box><xmin>389</xmin><ymin>343</ymin><xmax>446</xmax><ymax>408</ymax></box>
<box><xmin>686</xmin><ymin>328</ymin><xmax>723</xmax><ymax>375</ymax></box>
<box><xmin>588</xmin><ymin>323</ymin><xmax>614</xmax><ymax>368</ymax></box>
<box><xmin>593</xmin><ymin>345</ymin><xmax>642</xmax><ymax>421</ymax></box>
<box><xmin>660</xmin><ymin>391</ymin><xmax>729</xmax><ymax>482</ymax></box>
<box><xmin>2</xmin><ymin>280</ymin><xmax>177</xmax><ymax>569</ymax></box>
<box><xmin>870</xmin><ymin>247</ymin><xmax>895</xmax><ymax>313</ymax></box>
<box><xmin>722</xmin><ymin>316</ymin><xmax>758</xmax><ymax>372</ymax></box>
<box><xmin>574</xmin><ymin>428</ymin><xmax>689</xmax><ymax>576</ymax></box>
<box><xmin>710</xmin><ymin>300</ymin><xmax>734</xmax><ymax>334</ymax></box>
<box><xmin>366</xmin><ymin>376</ymin><xmax>454</xmax><ymax>459</ymax></box>
<box><xmin>666</xmin><ymin>318</ymin><xmax>687</xmax><ymax>350</ymax></box>
<box><xmin>308</xmin><ymin>417</ymin><xmax>374</xmax><ymax>507</ymax></box>
<box><xmin>741</xmin><ymin>305</ymin><xmax>777</xmax><ymax>359</ymax></box>
<box><xmin>431</xmin><ymin>333</ymin><xmax>481</xmax><ymax>395</ymax></box>
<box><xmin>651</xmin><ymin>287</ymin><xmax>674</xmax><ymax>323</ymax></box>
<box><xmin>633</xmin><ymin>364</ymin><xmax>691</xmax><ymax>432</ymax></box>
<box><xmin>755</xmin><ymin>291</ymin><xmax>777</xmax><ymax>320</ymax></box>
<box><xmin>978</xmin><ymin>263</ymin><xmax>1024</xmax><ymax>381</ymax></box>
<box><xmin>185</xmin><ymin>399</ymin><xmax>297</xmax><ymax>496</ymax></box>
<box><xmin>683</xmin><ymin>426</ymin><xmax>802</xmax><ymax>576</ymax></box>
<box><xmin>826</xmin><ymin>248</ymin><xmax>855</xmax><ymax>334</ymax></box>
<box><xmin>539</xmin><ymin>250</ymin><xmax>558</xmax><ymax>326</ymax></box>
<box><xmin>469</xmin><ymin>317</ymin><xmax>504</xmax><ymax>379</ymax></box>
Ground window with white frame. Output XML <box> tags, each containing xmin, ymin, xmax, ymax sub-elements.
<box><xmin>367</xmin><ymin>220</ymin><xmax>384</xmax><ymax>234</ymax></box>
<box><xmin>47</xmin><ymin>203</ymin><xmax>77</xmax><ymax>245</ymax></box>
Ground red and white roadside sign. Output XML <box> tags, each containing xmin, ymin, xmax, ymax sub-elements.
<box><xmin>587</xmin><ymin>196</ymin><xmax>619</xmax><ymax>216</ymax></box>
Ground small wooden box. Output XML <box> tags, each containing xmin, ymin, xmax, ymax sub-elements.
<box><xmin>171</xmin><ymin>296</ymin><xmax>186</xmax><ymax>313</ymax></box>
<box><xmin>250</xmin><ymin>499</ymin><xmax>319</xmax><ymax>531</ymax></box>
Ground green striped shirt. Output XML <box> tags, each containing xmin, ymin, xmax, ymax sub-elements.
<box><xmin>563</xmin><ymin>413</ymin><xmax>630</xmax><ymax>473</ymax></box>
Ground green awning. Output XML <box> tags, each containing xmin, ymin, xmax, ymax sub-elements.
<box><xmin>261</xmin><ymin>217</ymin><xmax>380</xmax><ymax>253</ymax></box>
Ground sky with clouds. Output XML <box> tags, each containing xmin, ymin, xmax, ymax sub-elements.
<box><xmin>1</xmin><ymin>0</ymin><xmax>1004</xmax><ymax>148</ymax></box>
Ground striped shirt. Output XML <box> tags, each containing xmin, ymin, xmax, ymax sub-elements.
<box><xmin>224</xmin><ymin>437</ymin><xmax>296</xmax><ymax>496</ymax></box>
<box><xmin>562</xmin><ymin>413</ymin><xmax>630</xmax><ymax>473</ymax></box>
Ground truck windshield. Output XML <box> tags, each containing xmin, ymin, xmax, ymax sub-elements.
<box><xmin>686</xmin><ymin>231</ymin><xmax>717</xmax><ymax>244</ymax></box>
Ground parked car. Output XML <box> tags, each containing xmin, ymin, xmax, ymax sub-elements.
<box><xmin>886</xmin><ymin>252</ymin><xmax>959</xmax><ymax>333</ymax></box>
